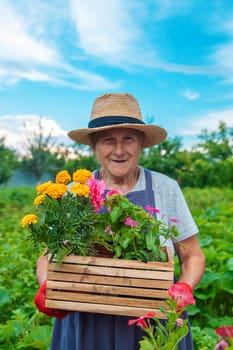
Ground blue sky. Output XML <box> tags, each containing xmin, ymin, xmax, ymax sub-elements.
<box><xmin>0</xmin><ymin>0</ymin><xmax>233</xmax><ymax>154</ymax></box>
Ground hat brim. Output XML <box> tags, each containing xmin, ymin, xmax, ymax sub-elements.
<box><xmin>68</xmin><ymin>123</ymin><xmax>167</xmax><ymax>148</ymax></box>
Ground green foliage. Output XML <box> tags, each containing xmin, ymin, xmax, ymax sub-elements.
<box><xmin>66</xmin><ymin>153</ymin><xmax>99</xmax><ymax>174</ymax></box>
<box><xmin>22</xmin><ymin>178</ymin><xmax>178</xmax><ymax>264</ymax></box>
<box><xmin>191</xmin><ymin>326</ymin><xmax>218</xmax><ymax>350</ymax></box>
<box><xmin>183</xmin><ymin>187</ymin><xmax>233</xmax><ymax>349</ymax></box>
<box><xmin>139</xmin><ymin>122</ymin><xmax>233</xmax><ymax>188</ymax></box>
<box><xmin>197</xmin><ymin>121</ymin><xmax>233</xmax><ymax>161</ymax></box>
<box><xmin>138</xmin><ymin>299</ymin><xmax>189</xmax><ymax>350</ymax></box>
<box><xmin>21</xmin><ymin>148</ymin><xmax>65</xmax><ymax>183</ymax></box>
<box><xmin>139</xmin><ymin>136</ymin><xmax>185</xmax><ymax>180</ymax></box>
<box><xmin>1</xmin><ymin>186</ymin><xmax>233</xmax><ymax>348</ymax></box>
<box><xmin>0</xmin><ymin>186</ymin><xmax>53</xmax><ymax>349</ymax></box>
<box><xmin>4</xmin><ymin>120</ymin><xmax>233</xmax><ymax>188</ymax></box>
<box><xmin>0</xmin><ymin>137</ymin><xmax>18</xmax><ymax>185</ymax></box>
<box><xmin>58</xmin><ymin>143</ymin><xmax>99</xmax><ymax>174</ymax></box>
<box><xmin>26</xmin><ymin>191</ymin><xmax>98</xmax><ymax>263</ymax></box>
<box><xmin>94</xmin><ymin>194</ymin><xmax>179</xmax><ymax>261</ymax></box>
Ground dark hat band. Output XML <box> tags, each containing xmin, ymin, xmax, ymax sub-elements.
<box><xmin>88</xmin><ymin>116</ymin><xmax>145</xmax><ymax>129</ymax></box>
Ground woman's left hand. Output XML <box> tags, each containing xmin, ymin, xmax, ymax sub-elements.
<box><xmin>174</xmin><ymin>234</ymin><xmax>206</xmax><ymax>290</ymax></box>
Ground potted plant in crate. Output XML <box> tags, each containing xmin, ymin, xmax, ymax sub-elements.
<box><xmin>21</xmin><ymin>169</ymin><xmax>180</xmax><ymax>317</ymax></box>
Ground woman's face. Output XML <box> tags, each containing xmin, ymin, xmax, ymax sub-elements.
<box><xmin>93</xmin><ymin>128</ymin><xmax>143</xmax><ymax>178</ymax></box>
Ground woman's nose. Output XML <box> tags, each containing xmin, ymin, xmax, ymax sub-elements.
<box><xmin>114</xmin><ymin>141</ymin><xmax>125</xmax><ymax>155</ymax></box>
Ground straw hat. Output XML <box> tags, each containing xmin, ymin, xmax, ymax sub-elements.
<box><xmin>68</xmin><ymin>93</ymin><xmax>167</xmax><ymax>148</ymax></box>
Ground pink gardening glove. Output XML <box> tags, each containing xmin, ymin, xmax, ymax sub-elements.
<box><xmin>168</xmin><ymin>282</ymin><xmax>195</xmax><ymax>309</ymax></box>
<box><xmin>34</xmin><ymin>280</ymin><xmax>71</xmax><ymax>319</ymax></box>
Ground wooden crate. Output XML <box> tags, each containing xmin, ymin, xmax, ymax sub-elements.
<box><xmin>46</xmin><ymin>248</ymin><xmax>174</xmax><ymax>319</ymax></box>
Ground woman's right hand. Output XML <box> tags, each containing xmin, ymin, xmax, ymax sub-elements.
<box><xmin>34</xmin><ymin>280</ymin><xmax>71</xmax><ymax>319</ymax></box>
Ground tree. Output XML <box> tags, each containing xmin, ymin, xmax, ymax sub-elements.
<box><xmin>197</xmin><ymin>121</ymin><xmax>233</xmax><ymax>161</ymax></box>
<box><xmin>0</xmin><ymin>137</ymin><xmax>18</xmax><ymax>185</ymax></box>
<box><xmin>20</xmin><ymin>118</ymin><xmax>65</xmax><ymax>183</ymax></box>
<box><xmin>139</xmin><ymin>122</ymin><xmax>233</xmax><ymax>188</ymax></box>
<box><xmin>139</xmin><ymin>136</ymin><xmax>186</xmax><ymax>180</ymax></box>
<box><xmin>65</xmin><ymin>143</ymin><xmax>99</xmax><ymax>174</ymax></box>
<box><xmin>182</xmin><ymin>121</ymin><xmax>233</xmax><ymax>188</ymax></box>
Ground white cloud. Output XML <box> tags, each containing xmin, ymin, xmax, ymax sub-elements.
<box><xmin>0</xmin><ymin>0</ymin><xmax>121</xmax><ymax>90</ymax></box>
<box><xmin>69</xmin><ymin>0</ymin><xmax>227</xmax><ymax>77</ymax></box>
<box><xmin>0</xmin><ymin>68</ymin><xmax>54</xmax><ymax>87</ymax></box>
<box><xmin>211</xmin><ymin>42</ymin><xmax>233</xmax><ymax>82</ymax></box>
<box><xmin>1</xmin><ymin>0</ymin><xmax>233</xmax><ymax>89</ymax></box>
<box><xmin>0</xmin><ymin>1</ymin><xmax>59</xmax><ymax>65</ymax></box>
<box><xmin>207</xmin><ymin>13</ymin><xmax>233</xmax><ymax>82</ymax></box>
<box><xmin>141</xmin><ymin>59</ymin><xmax>217</xmax><ymax>75</ymax></box>
<box><xmin>0</xmin><ymin>1</ymin><xmax>62</xmax><ymax>87</ymax></box>
<box><xmin>70</xmin><ymin>0</ymin><xmax>143</xmax><ymax>64</ymax></box>
<box><xmin>69</xmin><ymin>0</ymin><xmax>209</xmax><ymax>73</ymax></box>
<box><xmin>148</xmin><ymin>0</ymin><xmax>192</xmax><ymax>21</ymax></box>
<box><xmin>181</xmin><ymin>89</ymin><xmax>200</xmax><ymax>101</ymax></box>
<box><xmin>0</xmin><ymin>115</ymin><xmax>68</xmax><ymax>155</ymax></box>
<box><xmin>180</xmin><ymin>109</ymin><xmax>233</xmax><ymax>136</ymax></box>
<box><xmin>68</xmin><ymin>67</ymin><xmax>122</xmax><ymax>90</ymax></box>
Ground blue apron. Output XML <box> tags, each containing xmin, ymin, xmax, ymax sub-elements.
<box><xmin>50</xmin><ymin>169</ymin><xmax>194</xmax><ymax>350</ymax></box>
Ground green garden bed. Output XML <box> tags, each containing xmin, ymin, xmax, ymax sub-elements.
<box><xmin>0</xmin><ymin>186</ymin><xmax>232</xmax><ymax>349</ymax></box>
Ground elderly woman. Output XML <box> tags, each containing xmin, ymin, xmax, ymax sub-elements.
<box><xmin>35</xmin><ymin>93</ymin><xmax>205</xmax><ymax>350</ymax></box>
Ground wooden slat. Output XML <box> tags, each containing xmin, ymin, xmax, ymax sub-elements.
<box><xmin>48</xmin><ymin>258</ymin><xmax>173</xmax><ymax>271</ymax></box>
<box><xmin>46</xmin><ymin>299</ymin><xmax>168</xmax><ymax>319</ymax></box>
<box><xmin>47</xmin><ymin>271</ymin><xmax>172</xmax><ymax>289</ymax></box>
<box><xmin>47</xmin><ymin>281</ymin><xmax>169</xmax><ymax>298</ymax></box>
<box><xmin>46</xmin><ymin>290</ymin><xmax>169</xmax><ymax>309</ymax></box>
<box><xmin>48</xmin><ymin>263</ymin><xmax>173</xmax><ymax>280</ymax></box>
<box><xmin>48</xmin><ymin>249</ymin><xmax>173</xmax><ymax>271</ymax></box>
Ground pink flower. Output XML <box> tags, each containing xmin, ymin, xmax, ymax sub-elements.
<box><xmin>170</xmin><ymin>217</ymin><xmax>181</xmax><ymax>223</ymax></box>
<box><xmin>168</xmin><ymin>282</ymin><xmax>195</xmax><ymax>309</ymax></box>
<box><xmin>214</xmin><ymin>339</ymin><xmax>229</xmax><ymax>350</ymax></box>
<box><xmin>128</xmin><ymin>312</ymin><xmax>156</xmax><ymax>329</ymax></box>
<box><xmin>88</xmin><ymin>176</ymin><xmax>106</xmax><ymax>211</ymax></box>
<box><xmin>106</xmin><ymin>189</ymin><xmax>122</xmax><ymax>197</ymax></box>
<box><xmin>176</xmin><ymin>318</ymin><xmax>184</xmax><ymax>327</ymax></box>
<box><xmin>104</xmin><ymin>225</ymin><xmax>115</xmax><ymax>236</ymax></box>
<box><xmin>124</xmin><ymin>217</ymin><xmax>139</xmax><ymax>227</ymax></box>
<box><xmin>216</xmin><ymin>326</ymin><xmax>233</xmax><ymax>338</ymax></box>
<box><xmin>145</xmin><ymin>205</ymin><xmax>160</xmax><ymax>214</ymax></box>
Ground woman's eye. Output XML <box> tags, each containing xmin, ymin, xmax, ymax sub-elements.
<box><xmin>102</xmin><ymin>137</ymin><xmax>114</xmax><ymax>143</ymax></box>
<box><xmin>124</xmin><ymin>136</ymin><xmax>134</xmax><ymax>142</ymax></box>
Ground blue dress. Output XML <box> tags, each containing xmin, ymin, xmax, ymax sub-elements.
<box><xmin>50</xmin><ymin>169</ymin><xmax>194</xmax><ymax>350</ymax></box>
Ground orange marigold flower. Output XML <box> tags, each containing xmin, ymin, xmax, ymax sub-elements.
<box><xmin>70</xmin><ymin>183</ymin><xmax>90</xmax><ymax>197</ymax></box>
<box><xmin>21</xmin><ymin>214</ymin><xmax>38</xmax><ymax>227</ymax></box>
<box><xmin>36</xmin><ymin>181</ymin><xmax>52</xmax><ymax>194</ymax></box>
<box><xmin>56</xmin><ymin>170</ymin><xmax>71</xmax><ymax>185</ymax></box>
<box><xmin>34</xmin><ymin>194</ymin><xmax>46</xmax><ymax>206</ymax></box>
<box><xmin>46</xmin><ymin>183</ymin><xmax>67</xmax><ymax>199</ymax></box>
<box><xmin>73</xmin><ymin>169</ymin><xmax>92</xmax><ymax>183</ymax></box>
